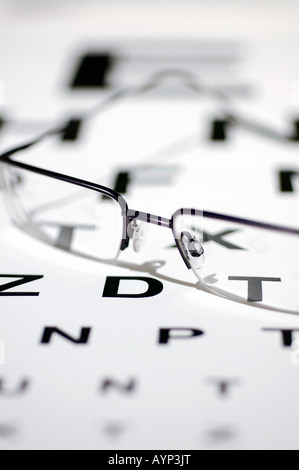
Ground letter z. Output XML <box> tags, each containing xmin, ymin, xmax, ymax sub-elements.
<box><xmin>0</xmin><ymin>275</ymin><xmax>44</xmax><ymax>296</ymax></box>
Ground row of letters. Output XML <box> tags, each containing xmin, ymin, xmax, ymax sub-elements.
<box><xmin>0</xmin><ymin>325</ymin><xmax>296</xmax><ymax>348</ymax></box>
<box><xmin>0</xmin><ymin>377</ymin><xmax>241</xmax><ymax>398</ymax></box>
<box><xmin>1</xmin><ymin>166</ymin><xmax>299</xmax><ymax>195</ymax></box>
<box><xmin>0</xmin><ymin>274</ymin><xmax>285</xmax><ymax>303</ymax></box>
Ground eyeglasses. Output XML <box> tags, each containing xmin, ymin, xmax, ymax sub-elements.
<box><xmin>0</xmin><ymin>71</ymin><xmax>299</xmax><ymax>314</ymax></box>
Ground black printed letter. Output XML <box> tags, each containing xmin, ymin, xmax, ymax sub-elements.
<box><xmin>103</xmin><ymin>277</ymin><xmax>163</xmax><ymax>299</ymax></box>
<box><xmin>228</xmin><ymin>276</ymin><xmax>281</xmax><ymax>302</ymax></box>
<box><xmin>263</xmin><ymin>328</ymin><xmax>299</xmax><ymax>347</ymax></box>
<box><xmin>0</xmin><ymin>275</ymin><xmax>43</xmax><ymax>296</ymax></box>
<box><xmin>100</xmin><ymin>378</ymin><xmax>137</xmax><ymax>394</ymax></box>
<box><xmin>41</xmin><ymin>327</ymin><xmax>91</xmax><ymax>345</ymax></box>
<box><xmin>158</xmin><ymin>328</ymin><xmax>204</xmax><ymax>345</ymax></box>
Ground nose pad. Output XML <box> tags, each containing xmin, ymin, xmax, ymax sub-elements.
<box><xmin>181</xmin><ymin>231</ymin><xmax>204</xmax><ymax>270</ymax></box>
<box><xmin>129</xmin><ymin>220</ymin><xmax>147</xmax><ymax>253</ymax></box>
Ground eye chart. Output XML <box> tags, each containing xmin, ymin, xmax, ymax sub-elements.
<box><xmin>0</xmin><ymin>0</ymin><xmax>299</xmax><ymax>450</ymax></box>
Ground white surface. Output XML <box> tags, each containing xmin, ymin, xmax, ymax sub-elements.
<box><xmin>0</xmin><ymin>0</ymin><xmax>299</xmax><ymax>450</ymax></box>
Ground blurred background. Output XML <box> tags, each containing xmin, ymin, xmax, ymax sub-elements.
<box><xmin>1</xmin><ymin>0</ymin><xmax>299</xmax><ymax>451</ymax></box>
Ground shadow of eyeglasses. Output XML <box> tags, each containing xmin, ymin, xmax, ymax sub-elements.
<box><xmin>14</xmin><ymin>216</ymin><xmax>299</xmax><ymax>317</ymax></box>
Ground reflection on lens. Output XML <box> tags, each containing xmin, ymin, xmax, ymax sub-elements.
<box><xmin>1</xmin><ymin>166</ymin><xmax>123</xmax><ymax>261</ymax></box>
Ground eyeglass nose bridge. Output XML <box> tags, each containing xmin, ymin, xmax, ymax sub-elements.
<box><xmin>174</xmin><ymin>230</ymin><xmax>205</xmax><ymax>270</ymax></box>
<box><xmin>128</xmin><ymin>219</ymin><xmax>147</xmax><ymax>253</ymax></box>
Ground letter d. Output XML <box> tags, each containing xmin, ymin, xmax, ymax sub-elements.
<box><xmin>102</xmin><ymin>277</ymin><xmax>163</xmax><ymax>298</ymax></box>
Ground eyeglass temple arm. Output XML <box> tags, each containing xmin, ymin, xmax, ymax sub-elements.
<box><xmin>0</xmin><ymin>157</ymin><xmax>129</xmax><ymax>210</ymax></box>
<box><xmin>0</xmin><ymin>157</ymin><xmax>173</xmax><ymax>233</ymax></box>
<box><xmin>196</xmin><ymin>210</ymin><xmax>299</xmax><ymax>236</ymax></box>
<box><xmin>1</xmin><ymin>153</ymin><xmax>298</xmax><ymax>238</ymax></box>
<box><xmin>0</xmin><ymin>66</ymin><xmax>291</xmax><ymax>166</ymax></box>
<box><xmin>0</xmin><ymin>70</ymin><xmax>199</xmax><ymax>163</ymax></box>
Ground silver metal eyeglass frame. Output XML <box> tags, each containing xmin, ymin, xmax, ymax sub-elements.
<box><xmin>1</xmin><ymin>70</ymin><xmax>299</xmax><ymax>275</ymax></box>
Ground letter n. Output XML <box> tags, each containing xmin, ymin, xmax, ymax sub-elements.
<box><xmin>41</xmin><ymin>327</ymin><xmax>91</xmax><ymax>345</ymax></box>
